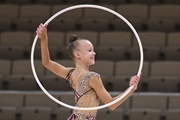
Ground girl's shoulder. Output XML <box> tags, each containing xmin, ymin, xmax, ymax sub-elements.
<box><xmin>82</xmin><ymin>71</ymin><xmax>101</xmax><ymax>80</ymax></box>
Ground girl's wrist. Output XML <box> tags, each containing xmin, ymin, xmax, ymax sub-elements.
<box><xmin>40</xmin><ymin>36</ymin><xmax>48</xmax><ymax>42</ymax></box>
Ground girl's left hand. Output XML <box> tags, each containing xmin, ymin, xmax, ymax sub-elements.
<box><xmin>129</xmin><ymin>74</ymin><xmax>141</xmax><ymax>90</ymax></box>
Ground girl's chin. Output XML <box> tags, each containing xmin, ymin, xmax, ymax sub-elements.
<box><xmin>90</xmin><ymin>61</ymin><xmax>95</xmax><ymax>65</ymax></box>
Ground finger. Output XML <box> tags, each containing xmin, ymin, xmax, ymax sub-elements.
<box><xmin>38</xmin><ymin>23</ymin><xmax>44</xmax><ymax>27</ymax></box>
<box><xmin>36</xmin><ymin>29</ymin><xmax>40</xmax><ymax>35</ymax></box>
<box><xmin>40</xmin><ymin>23</ymin><xmax>48</xmax><ymax>29</ymax></box>
<box><xmin>135</xmin><ymin>76</ymin><xmax>140</xmax><ymax>80</ymax></box>
<box><xmin>36</xmin><ymin>30</ymin><xmax>38</xmax><ymax>35</ymax></box>
<box><xmin>38</xmin><ymin>23</ymin><xmax>44</xmax><ymax>30</ymax></box>
<box><xmin>37</xmin><ymin>28</ymin><xmax>41</xmax><ymax>34</ymax></box>
<box><xmin>135</xmin><ymin>80</ymin><xmax>139</xmax><ymax>84</ymax></box>
<box><xmin>41</xmin><ymin>24</ymin><xmax>48</xmax><ymax>31</ymax></box>
<box><xmin>44</xmin><ymin>24</ymin><xmax>48</xmax><ymax>28</ymax></box>
<box><xmin>39</xmin><ymin>24</ymin><xmax>44</xmax><ymax>30</ymax></box>
<box><xmin>131</xmin><ymin>79</ymin><xmax>139</xmax><ymax>83</ymax></box>
<box><xmin>132</xmin><ymin>76</ymin><xmax>139</xmax><ymax>81</ymax></box>
<box><xmin>130</xmin><ymin>80</ymin><xmax>137</xmax><ymax>85</ymax></box>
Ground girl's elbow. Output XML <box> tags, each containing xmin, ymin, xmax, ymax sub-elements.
<box><xmin>42</xmin><ymin>60</ymin><xmax>50</xmax><ymax>68</ymax></box>
<box><xmin>108</xmin><ymin>106</ymin><xmax>116</xmax><ymax>110</ymax></box>
<box><xmin>42</xmin><ymin>61</ymin><xmax>48</xmax><ymax>67</ymax></box>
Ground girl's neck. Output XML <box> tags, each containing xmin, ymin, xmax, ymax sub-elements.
<box><xmin>75</xmin><ymin>62</ymin><xmax>89</xmax><ymax>73</ymax></box>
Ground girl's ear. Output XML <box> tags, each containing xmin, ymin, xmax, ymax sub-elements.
<box><xmin>74</xmin><ymin>51</ymin><xmax>81</xmax><ymax>59</ymax></box>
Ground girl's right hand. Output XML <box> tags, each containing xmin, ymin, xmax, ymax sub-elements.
<box><xmin>36</xmin><ymin>23</ymin><xmax>48</xmax><ymax>40</ymax></box>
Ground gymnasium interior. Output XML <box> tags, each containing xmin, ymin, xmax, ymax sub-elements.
<box><xmin>0</xmin><ymin>0</ymin><xmax>180</xmax><ymax>120</ymax></box>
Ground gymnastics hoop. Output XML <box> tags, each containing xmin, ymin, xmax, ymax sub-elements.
<box><xmin>31</xmin><ymin>4</ymin><xmax>144</xmax><ymax>110</ymax></box>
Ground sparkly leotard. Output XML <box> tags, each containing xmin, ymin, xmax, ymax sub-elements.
<box><xmin>66</xmin><ymin>69</ymin><xmax>100</xmax><ymax>120</ymax></box>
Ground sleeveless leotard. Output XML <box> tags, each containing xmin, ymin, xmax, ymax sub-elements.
<box><xmin>66</xmin><ymin>69</ymin><xmax>100</xmax><ymax>120</ymax></box>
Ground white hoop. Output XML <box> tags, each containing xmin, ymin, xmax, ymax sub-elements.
<box><xmin>31</xmin><ymin>4</ymin><xmax>144</xmax><ymax>110</ymax></box>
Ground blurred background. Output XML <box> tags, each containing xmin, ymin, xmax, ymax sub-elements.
<box><xmin>0</xmin><ymin>0</ymin><xmax>180</xmax><ymax>120</ymax></box>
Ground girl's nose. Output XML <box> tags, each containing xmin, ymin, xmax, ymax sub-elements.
<box><xmin>94</xmin><ymin>51</ymin><xmax>96</xmax><ymax>55</ymax></box>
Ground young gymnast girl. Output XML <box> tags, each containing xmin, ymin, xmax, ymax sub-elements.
<box><xmin>36</xmin><ymin>23</ymin><xmax>141</xmax><ymax>120</ymax></box>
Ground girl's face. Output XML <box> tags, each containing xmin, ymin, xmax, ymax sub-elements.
<box><xmin>75</xmin><ymin>40</ymin><xmax>96</xmax><ymax>66</ymax></box>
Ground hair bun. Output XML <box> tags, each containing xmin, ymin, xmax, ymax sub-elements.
<box><xmin>69</xmin><ymin>34</ymin><xmax>78</xmax><ymax>43</ymax></box>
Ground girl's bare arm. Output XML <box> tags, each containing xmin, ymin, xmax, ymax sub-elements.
<box><xmin>89</xmin><ymin>75</ymin><xmax>140</xmax><ymax>110</ymax></box>
<box><xmin>36</xmin><ymin>23</ymin><xmax>73</xmax><ymax>79</ymax></box>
